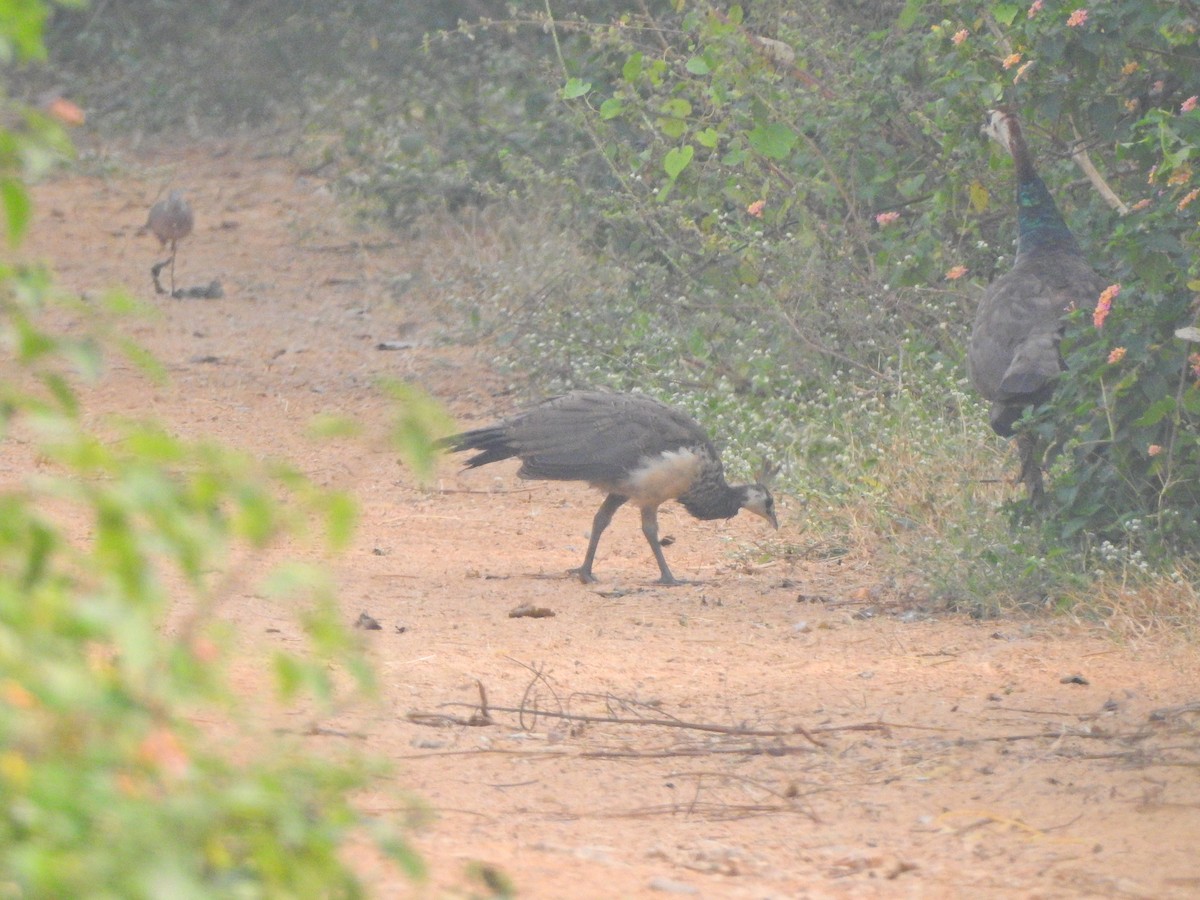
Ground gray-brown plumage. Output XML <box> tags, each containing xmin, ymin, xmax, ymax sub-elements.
<box><xmin>968</xmin><ymin>108</ymin><xmax>1104</xmax><ymax>501</ymax></box>
<box><xmin>144</xmin><ymin>190</ymin><xmax>193</xmax><ymax>295</ymax></box>
<box><xmin>440</xmin><ymin>391</ymin><xmax>779</xmax><ymax>584</ymax></box>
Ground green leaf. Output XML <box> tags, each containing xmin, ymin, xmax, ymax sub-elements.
<box><xmin>384</xmin><ymin>381</ymin><xmax>455</xmax><ymax>485</ymax></box>
<box><xmin>747</xmin><ymin>123</ymin><xmax>797</xmax><ymax>160</ymax></box>
<box><xmin>969</xmin><ymin>180</ymin><xmax>989</xmax><ymax>213</ymax></box>
<box><xmin>897</xmin><ymin>0</ymin><xmax>924</xmax><ymax>30</ymax></box>
<box><xmin>658</xmin><ymin>117</ymin><xmax>687</xmax><ymax>139</ymax></box>
<box><xmin>1181</xmin><ymin>388</ymin><xmax>1200</xmax><ymax>416</ymax></box>
<box><xmin>561</xmin><ymin>78</ymin><xmax>591</xmax><ymax>99</ymax></box>
<box><xmin>695</xmin><ymin>127</ymin><xmax>720</xmax><ymax>149</ymax></box>
<box><xmin>685</xmin><ymin>56</ymin><xmax>710</xmax><ymax>75</ymax></box>
<box><xmin>323</xmin><ymin>491</ymin><xmax>356</xmax><ymax>551</ymax></box>
<box><xmin>273</xmin><ymin>652</ymin><xmax>304</xmax><ymax>700</ymax></box>
<box><xmin>657</xmin><ymin>98</ymin><xmax>692</xmax><ymax>139</ymax></box>
<box><xmin>663</xmin><ymin>144</ymin><xmax>694</xmax><ymax>180</ymax></box>
<box><xmin>721</xmin><ymin>147</ymin><xmax>748</xmax><ymax>167</ymax></box>
<box><xmin>599</xmin><ymin>98</ymin><xmax>624</xmax><ymax>120</ymax></box>
<box><xmin>1134</xmin><ymin>396</ymin><xmax>1175</xmax><ymax>428</ymax></box>
<box><xmin>992</xmin><ymin>3</ymin><xmax>1020</xmax><ymax>26</ymax></box>
<box><xmin>621</xmin><ymin>52</ymin><xmax>643</xmax><ymax>82</ymax></box>
<box><xmin>1</xmin><ymin>177</ymin><xmax>31</xmax><ymax>245</ymax></box>
<box><xmin>659</xmin><ymin>98</ymin><xmax>692</xmax><ymax>119</ymax></box>
<box><xmin>306</xmin><ymin>414</ymin><xmax>362</xmax><ymax>439</ymax></box>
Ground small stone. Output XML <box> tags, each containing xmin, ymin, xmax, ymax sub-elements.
<box><xmin>354</xmin><ymin>612</ymin><xmax>382</xmax><ymax>630</ymax></box>
<box><xmin>648</xmin><ymin>876</ymin><xmax>698</xmax><ymax>894</ymax></box>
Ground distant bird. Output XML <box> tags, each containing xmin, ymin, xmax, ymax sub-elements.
<box><xmin>144</xmin><ymin>190</ymin><xmax>193</xmax><ymax>295</ymax></box>
<box><xmin>968</xmin><ymin>108</ymin><xmax>1104</xmax><ymax>501</ymax></box>
<box><xmin>440</xmin><ymin>391</ymin><xmax>779</xmax><ymax>584</ymax></box>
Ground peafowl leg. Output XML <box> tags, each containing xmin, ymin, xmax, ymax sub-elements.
<box><xmin>168</xmin><ymin>239</ymin><xmax>179</xmax><ymax>296</ymax></box>
<box><xmin>639</xmin><ymin>504</ymin><xmax>683</xmax><ymax>586</ymax></box>
<box><xmin>1016</xmin><ymin>431</ymin><xmax>1045</xmax><ymax>504</ymax></box>
<box><xmin>571</xmin><ymin>493</ymin><xmax>627</xmax><ymax>583</ymax></box>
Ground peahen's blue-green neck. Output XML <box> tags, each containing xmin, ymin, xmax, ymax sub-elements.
<box><xmin>1008</xmin><ymin>120</ymin><xmax>1080</xmax><ymax>257</ymax></box>
<box><xmin>1015</xmin><ymin>174</ymin><xmax>1080</xmax><ymax>257</ymax></box>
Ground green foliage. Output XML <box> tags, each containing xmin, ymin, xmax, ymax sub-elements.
<box><xmin>383</xmin><ymin>380</ymin><xmax>456</xmax><ymax>485</ymax></box>
<box><xmin>1</xmin><ymin>6</ymin><xmax>424</xmax><ymax>892</ymax></box>
<box><xmin>906</xmin><ymin>1</ymin><xmax>1200</xmax><ymax>550</ymax></box>
<box><xmin>0</xmin><ymin>281</ymin><xmax>423</xmax><ymax>897</ymax></box>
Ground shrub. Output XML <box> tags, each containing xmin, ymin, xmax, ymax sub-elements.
<box><xmin>2</xmin><ymin>4</ymin><xmax>423</xmax><ymax>892</ymax></box>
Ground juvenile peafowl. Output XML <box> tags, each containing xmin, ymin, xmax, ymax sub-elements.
<box><xmin>968</xmin><ymin>108</ymin><xmax>1105</xmax><ymax>501</ymax></box>
<box><xmin>439</xmin><ymin>391</ymin><xmax>779</xmax><ymax>585</ymax></box>
<box><xmin>144</xmin><ymin>190</ymin><xmax>194</xmax><ymax>296</ymax></box>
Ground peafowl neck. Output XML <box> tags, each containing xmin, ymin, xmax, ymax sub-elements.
<box><xmin>1015</xmin><ymin>174</ymin><xmax>1079</xmax><ymax>257</ymax></box>
<box><xmin>677</xmin><ymin>457</ymin><xmax>742</xmax><ymax>520</ymax></box>
<box><xmin>1007</xmin><ymin>122</ymin><xmax>1080</xmax><ymax>257</ymax></box>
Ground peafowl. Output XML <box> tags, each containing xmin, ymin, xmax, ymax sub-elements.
<box><xmin>144</xmin><ymin>190</ymin><xmax>194</xmax><ymax>296</ymax></box>
<box><xmin>439</xmin><ymin>391</ymin><xmax>779</xmax><ymax>584</ymax></box>
<box><xmin>968</xmin><ymin>108</ymin><xmax>1104</xmax><ymax>501</ymax></box>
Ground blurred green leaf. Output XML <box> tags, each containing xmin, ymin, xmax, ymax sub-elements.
<box><xmin>747</xmin><ymin>123</ymin><xmax>797</xmax><ymax>160</ymax></box>
<box><xmin>897</xmin><ymin>0</ymin><xmax>924</xmax><ymax>30</ymax></box>
<box><xmin>992</xmin><ymin>3</ymin><xmax>1019</xmax><ymax>26</ymax></box>
<box><xmin>561</xmin><ymin>77</ymin><xmax>591</xmax><ymax>99</ymax></box>
<box><xmin>663</xmin><ymin>144</ymin><xmax>694</xmax><ymax>179</ymax></box>
<box><xmin>599</xmin><ymin>97</ymin><xmax>624</xmax><ymax>120</ymax></box>
<box><xmin>384</xmin><ymin>381</ymin><xmax>454</xmax><ymax>485</ymax></box>
<box><xmin>1</xmin><ymin>177</ymin><xmax>31</xmax><ymax>244</ymax></box>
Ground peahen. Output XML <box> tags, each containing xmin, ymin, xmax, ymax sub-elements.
<box><xmin>439</xmin><ymin>391</ymin><xmax>779</xmax><ymax>584</ymax></box>
<box><xmin>968</xmin><ymin>108</ymin><xmax>1105</xmax><ymax>501</ymax></box>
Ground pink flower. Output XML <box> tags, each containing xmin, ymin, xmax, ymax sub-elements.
<box><xmin>875</xmin><ymin>211</ymin><xmax>900</xmax><ymax>227</ymax></box>
<box><xmin>747</xmin><ymin>199</ymin><xmax>766</xmax><ymax>218</ymax></box>
<box><xmin>1179</xmin><ymin>188</ymin><xmax>1200</xmax><ymax>211</ymax></box>
<box><xmin>944</xmin><ymin>265</ymin><xmax>968</xmax><ymax>280</ymax></box>
<box><xmin>1067</xmin><ymin>8</ymin><xmax>1088</xmax><ymax>27</ymax></box>
<box><xmin>1182</xmin><ymin>96</ymin><xmax>1199</xmax><ymax>113</ymax></box>
<box><xmin>1027</xmin><ymin>0</ymin><xmax>1043</xmax><ymax>17</ymax></box>
<box><xmin>1190</xmin><ymin>353</ymin><xmax>1200</xmax><ymax>380</ymax></box>
<box><xmin>1107</xmin><ymin>347</ymin><xmax>1127</xmax><ymax>364</ymax></box>
<box><xmin>1002</xmin><ymin>53</ymin><xmax>1022</xmax><ymax>70</ymax></box>
<box><xmin>1093</xmin><ymin>283</ymin><xmax>1120</xmax><ymax>329</ymax></box>
<box><xmin>1130</xmin><ymin>198</ymin><xmax>1152</xmax><ymax>211</ymax></box>
<box><xmin>952</xmin><ymin>29</ymin><xmax>969</xmax><ymax>45</ymax></box>
<box><xmin>1148</xmin><ymin>444</ymin><xmax>1163</xmax><ymax>458</ymax></box>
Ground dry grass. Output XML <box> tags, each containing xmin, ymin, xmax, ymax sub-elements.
<box><xmin>1069</xmin><ymin>565</ymin><xmax>1200</xmax><ymax>640</ymax></box>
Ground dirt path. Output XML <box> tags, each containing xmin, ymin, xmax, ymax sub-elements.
<box><xmin>21</xmin><ymin>139</ymin><xmax>1200</xmax><ymax>898</ymax></box>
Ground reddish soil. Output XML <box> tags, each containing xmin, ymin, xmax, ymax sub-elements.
<box><xmin>20</xmin><ymin>138</ymin><xmax>1200</xmax><ymax>899</ymax></box>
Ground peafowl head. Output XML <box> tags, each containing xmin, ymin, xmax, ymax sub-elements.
<box><xmin>981</xmin><ymin>107</ymin><xmax>1018</xmax><ymax>152</ymax></box>
<box><xmin>981</xmin><ymin>105</ymin><xmax>1040</xmax><ymax>182</ymax></box>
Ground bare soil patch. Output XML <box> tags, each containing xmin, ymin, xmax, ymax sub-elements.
<box><xmin>20</xmin><ymin>138</ymin><xmax>1200</xmax><ymax>898</ymax></box>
